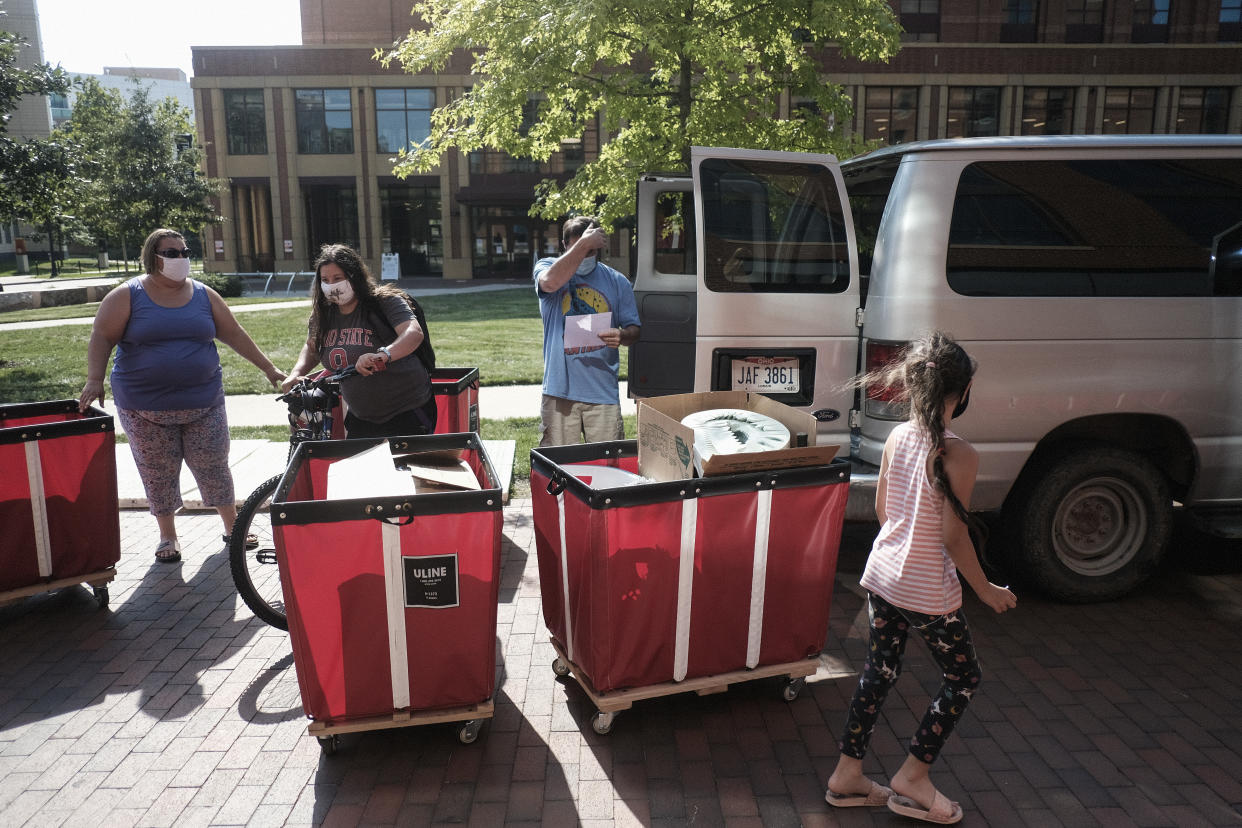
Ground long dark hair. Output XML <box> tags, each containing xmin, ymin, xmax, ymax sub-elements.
<box><xmin>860</xmin><ymin>331</ymin><xmax>985</xmax><ymax>545</ymax></box>
<box><xmin>307</xmin><ymin>244</ymin><xmax>407</xmax><ymax>351</ymax></box>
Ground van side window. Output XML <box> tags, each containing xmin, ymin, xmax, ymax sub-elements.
<box><xmin>947</xmin><ymin>159</ymin><xmax>1242</xmax><ymax>297</ymax></box>
<box><xmin>653</xmin><ymin>192</ymin><xmax>697</xmax><ymax>276</ymax></box>
<box><xmin>699</xmin><ymin>158</ymin><xmax>851</xmax><ymax>294</ymax></box>
<box><xmin>843</xmin><ymin>157</ymin><xmax>900</xmax><ymax>302</ymax></box>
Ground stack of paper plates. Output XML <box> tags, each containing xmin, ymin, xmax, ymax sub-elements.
<box><xmin>560</xmin><ymin>464</ymin><xmax>647</xmax><ymax>489</ymax></box>
<box><xmin>679</xmin><ymin>409</ymin><xmax>791</xmax><ymax>473</ymax></box>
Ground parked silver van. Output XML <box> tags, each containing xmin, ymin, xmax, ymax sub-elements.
<box><xmin>628</xmin><ymin>135</ymin><xmax>1242</xmax><ymax>602</ymax></box>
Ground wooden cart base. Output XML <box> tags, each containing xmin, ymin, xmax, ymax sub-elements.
<box><xmin>307</xmin><ymin>699</ymin><xmax>495</xmax><ymax>754</ymax></box>
<box><xmin>0</xmin><ymin>568</ymin><xmax>115</xmax><ymax>609</ymax></box>
<box><xmin>550</xmin><ymin>639</ymin><xmax>817</xmax><ymax>734</ymax></box>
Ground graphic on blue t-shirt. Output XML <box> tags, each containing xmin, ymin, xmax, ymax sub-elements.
<box><xmin>562</xmin><ymin>283</ymin><xmax>610</xmax><ymax>354</ymax></box>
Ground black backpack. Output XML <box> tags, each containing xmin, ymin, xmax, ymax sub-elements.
<box><xmin>367</xmin><ymin>292</ymin><xmax>436</xmax><ymax>373</ymax></box>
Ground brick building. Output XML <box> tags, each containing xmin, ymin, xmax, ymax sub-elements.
<box><xmin>190</xmin><ymin>0</ymin><xmax>1242</xmax><ymax>280</ymax></box>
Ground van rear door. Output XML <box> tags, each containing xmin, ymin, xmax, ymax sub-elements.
<box><xmin>629</xmin><ymin>175</ymin><xmax>697</xmax><ymax>397</ymax></box>
<box><xmin>691</xmin><ymin>147</ymin><xmax>861</xmax><ymax>447</ymax></box>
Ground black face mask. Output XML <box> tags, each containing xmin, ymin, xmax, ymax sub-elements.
<box><xmin>952</xmin><ymin>387</ymin><xmax>971</xmax><ymax>419</ymax></box>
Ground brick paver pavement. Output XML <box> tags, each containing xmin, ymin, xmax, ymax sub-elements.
<box><xmin>2</xmin><ymin>505</ymin><xmax>1241</xmax><ymax>826</ymax></box>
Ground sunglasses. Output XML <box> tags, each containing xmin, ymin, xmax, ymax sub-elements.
<box><xmin>158</xmin><ymin>248</ymin><xmax>193</xmax><ymax>259</ymax></box>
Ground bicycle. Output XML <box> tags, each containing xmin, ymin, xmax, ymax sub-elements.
<box><xmin>229</xmin><ymin>366</ymin><xmax>356</xmax><ymax>630</ymax></box>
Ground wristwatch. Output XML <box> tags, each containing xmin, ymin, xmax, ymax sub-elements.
<box><xmin>377</xmin><ymin>346</ymin><xmax>392</xmax><ymax>362</ymax></box>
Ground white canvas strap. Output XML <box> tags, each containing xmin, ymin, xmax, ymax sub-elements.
<box><xmin>673</xmin><ymin>497</ymin><xmax>698</xmax><ymax>682</ymax></box>
<box><xmin>556</xmin><ymin>492</ymin><xmax>575</xmax><ymax>662</ymax></box>
<box><xmin>745</xmin><ymin>489</ymin><xmax>773</xmax><ymax>668</ymax></box>
<box><xmin>380</xmin><ymin>520</ymin><xmax>411</xmax><ymax>709</ymax></box>
<box><xmin>25</xmin><ymin>442</ymin><xmax>52</xmax><ymax>578</ymax></box>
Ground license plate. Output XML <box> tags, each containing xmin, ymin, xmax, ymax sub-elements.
<box><xmin>731</xmin><ymin>357</ymin><xmax>801</xmax><ymax>394</ymax></box>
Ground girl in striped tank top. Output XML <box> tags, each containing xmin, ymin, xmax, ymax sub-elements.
<box><xmin>825</xmin><ymin>332</ymin><xmax>1017</xmax><ymax>825</ymax></box>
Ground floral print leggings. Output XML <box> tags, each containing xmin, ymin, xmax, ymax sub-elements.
<box><xmin>839</xmin><ymin>592</ymin><xmax>983</xmax><ymax>764</ymax></box>
<box><xmin>118</xmin><ymin>404</ymin><xmax>233</xmax><ymax>516</ymax></box>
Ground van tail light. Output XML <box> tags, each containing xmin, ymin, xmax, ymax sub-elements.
<box><xmin>864</xmin><ymin>340</ymin><xmax>909</xmax><ymax>420</ymax></box>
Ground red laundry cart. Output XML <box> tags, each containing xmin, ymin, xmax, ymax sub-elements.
<box><xmin>0</xmin><ymin>401</ymin><xmax>120</xmax><ymax>608</ymax></box>
<box><xmin>272</xmin><ymin>433</ymin><xmax>502</xmax><ymax>752</ymax></box>
<box><xmin>323</xmin><ymin>366</ymin><xmax>480</xmax><ymax>440</ymax></box>
<box><xmin>530</xmin><ymin>440</ymin><xmax>849</xmax><ymax>734</ymax></box>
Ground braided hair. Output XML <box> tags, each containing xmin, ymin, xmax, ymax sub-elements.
<box><xmin>861</xmin><ymin>331</ymin><xmax>985</xmax><ymax>546</ymax></box>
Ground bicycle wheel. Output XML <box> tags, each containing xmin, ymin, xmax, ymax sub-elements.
<box><xmin>230</xmin><ymin>474</ymin><xmax>288</xmax><ymax>630</ymax></box>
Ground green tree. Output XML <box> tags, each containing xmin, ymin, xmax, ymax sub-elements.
<box><xmin>381</xmin><ymin>0</ymin><xmax>900</xmax><ymax>226</ymax></box>
<box><xmin>0</xmin><ymin>7</ymin><xmax>71</xmax><ymax>226</ymax></box>
<box><xmin>61</xmin><ymin>78</ymin><xmax>223</xmax><ymax>265</ymax></box>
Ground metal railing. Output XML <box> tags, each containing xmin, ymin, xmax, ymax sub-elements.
<box><xmin>234</xmin><ymin>271</ymin><xmax>315</xmax><ymax>296</ymax></box>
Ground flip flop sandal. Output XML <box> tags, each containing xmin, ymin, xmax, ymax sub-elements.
<box><xmin>223</xmin><ymin>533</ymin><xmax>260</xmax><ymax>549</ymax></box>
<box><xmin>155</xmin><ymin>539</ymin><xmax>181</xmax><ymax>563</ymax></box>
<box><xmin>887</xmin><ymin>791</ymin><xmax>964</xmax><ymax>824</ymax></box>
<box><xmin>825</xmin><ymin>780</ymin><xmax>894</xmax><ymax>808</ymax></box>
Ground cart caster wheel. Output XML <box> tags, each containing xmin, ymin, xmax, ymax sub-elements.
<box><xmin>591</xmin><ymin>711</ymin><xmax>615</xmax><ymax>735</ymax></box>
<box><xmin>92</xmin><ymin>586</ymin><xmax>109</xmax><ymax>609</ymax></box>
<box><xmin>782</xmin><ymin>677</ymin><xmax>805</xmax><ymax>702</ymax></box>
<box><xmin>552</xmin><ymin>657</ymin><xmax>571</xmax><ymax>678</ymax></box>
<box><xmin>458</xmin><ymin>720</ymin><xmax>482</xmax><ymax>744</ymax></box>
<box><xmin>317</xmin><ymin>735</ymin><xmax>339</xmax><ymax>755</ymax></box>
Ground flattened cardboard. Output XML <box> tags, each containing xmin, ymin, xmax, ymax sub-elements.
<box><xmin>406</xmin><ymin>457</ymin><xmax>482</xmax><ymax>492</ymax></box>
<box><xmin>637</xmin><ymin>391</ymin><xmax>839</xmax><ymax>481</ymax></box>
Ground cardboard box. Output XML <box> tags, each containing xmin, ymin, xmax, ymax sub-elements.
<box><xmin>637</xmin><ymin>391</ymin><xmax>838</xmax><ymax>481</ymax></box>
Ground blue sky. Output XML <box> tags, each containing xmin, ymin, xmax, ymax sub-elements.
<box><xmin>36</xmin><ymin>0</ymin><xmax>302</xmax><ymax>79</ymax></box>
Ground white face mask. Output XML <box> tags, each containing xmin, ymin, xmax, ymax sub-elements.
<box><xmin>159</xmin><ymin>255</ymin><xmax>191</xmax><ymax>282</ymax></box>
<box><xmin>320</xmin><ymin>279</ymin><xmax>355</xmax><ymax>306</ymax></box>
<box><xmin>574</xmin><ymin>256</ymin><xmax>597</xmax><ymax>277</ymax></box>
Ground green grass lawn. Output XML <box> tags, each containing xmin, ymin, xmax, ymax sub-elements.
<box><xmin>0</xmin><ymin>294</ymin><xmax>308</xmax><ymax>324</ymax></box>
<box><xmin>0</xmin><ymin>286</ymin><xmax>626</xmax><ymax>402</ymax></box>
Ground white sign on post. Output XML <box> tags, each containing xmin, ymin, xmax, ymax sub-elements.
<box><xmin>381</xmin><ymin>253</ymin><xmax>400</xmax><ymax>281</ymax></box>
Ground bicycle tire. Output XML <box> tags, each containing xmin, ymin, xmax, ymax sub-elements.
<box><xmin>230</xmin><ymin>474</ymin><xmax>288</xmax><ymax>630</ymax></box>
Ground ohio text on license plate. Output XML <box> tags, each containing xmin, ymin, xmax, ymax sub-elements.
<box><xmin>732</xmin><ymin>357</ymin><xmax>800</xmax><ymax>393</ymax></box>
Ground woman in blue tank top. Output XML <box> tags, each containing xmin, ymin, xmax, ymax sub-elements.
<box><xmin>78</xmin><ymin>229</ymin><xmax>286</xmax><ymax>563</ymax></box>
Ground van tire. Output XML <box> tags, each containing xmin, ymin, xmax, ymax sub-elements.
<box><xmin>1005</xmin><ymin>445</ymin><xmax>1171</xmax><ymax>603</ymax></box>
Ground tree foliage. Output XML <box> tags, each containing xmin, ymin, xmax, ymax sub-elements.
<box><xmin>381</xmin><ymin>0</ymin><xmax>900</xmax><ymax>225</ymax></box>
<box><xmin>0</xmin><ymin>9</ymin><xmax>71</xmax><ymax>224</ymax></box>
<box><xmin>61</xmin><ymin>77</ymin><xmax>223</xmax><ymax>250</ymax></box>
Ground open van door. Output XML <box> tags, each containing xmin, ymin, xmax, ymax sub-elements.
<box><xmin>629</xmin><ymin>175</ymin><xmax>697</xmax><ymax>397</ymax></box>
<box><xmin>691</xmin><ymin>147</ymin><xmax>861</xmax><ymax>448</ymax></box>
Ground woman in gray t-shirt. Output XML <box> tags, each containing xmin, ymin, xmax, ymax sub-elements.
<box><xmin>283</xmin><ymin>244</ymin><xmax>436</xmax><ymax>438</ymax></box>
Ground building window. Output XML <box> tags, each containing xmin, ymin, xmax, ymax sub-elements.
<box><xmin>1221</xmin><ymin>0</ymin><xmax>1241</xmax><ymax>40</ymax></box>
<box><xmin>1021</xmin><ymin>87</ymin><xmax>1075</xmax><ymax>134</ymax></box>
<box><xmin>224</xmin><ymin>89</ymin><xmax>267</xmax><ymax>156</ymax></box>
<box><xmin>49</xmin><ymin>92</ymin><xmax>71</xmax><ymax>124</ymax></box>
<box><xmin>865</xmin><ymin>88</ymin><xmax>918</xmax><ymax>144</ymax></box>
<box><xmin>1132</xmin><ymin>0</ymin><xmax>1170</xmax><ymax>42</ymax></box>
<box><xmin>1001</xmin><ymin>0</ymin><xmax>1038</xmax><ymax>40</ymax></box>
<box><xmin>375</xmin><ymin>89</ymin><xmax>434</xmax><ymax>153</ymax></box>
<box><xmin>295</xmin><ymin>89</ymin><xmax>353</xmax><ymax>154</ymax></box>
<box><xmin>1175</xmin><ymin>87</ymin><xmax>1232</xmax><ymax>133</ymax></box>
<box><xmin>1066</xmin><ymin>0</ymin><xmax>1104</xmax><ymax>41</ymax></box>
<box><xmin>1102</xmin><ymin>88</ymin><xmax>1156</xmax><ymax>133</ymax></box>
<box><xmin>231</xmin><ymin>182</ymin><xmax>274</xmax><ymax>271</ymax></box>
<box><xmin>304</xmin><ymin>184</ymin><xmax>359</xmax><ymax>253</ymax></box>
<box><xmin>899</xmin><ymin>0</ymin><xmax>940</xmax><ymax>41</ymax></box>
<box><xmin>380</xmin><ymin>183</ymin><xmax>443</xmax><ymax>275</ymax></box>
<box><xmin>947</xmin><ymin>88</ymin><xmax>1001</xmax><ymax>138</ymax></box>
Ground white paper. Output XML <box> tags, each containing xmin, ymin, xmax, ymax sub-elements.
<box><xmin>564</xmin><ymin>312</ymin><xmax>612</xmax><ymax>350</ymax></box>
<box><xmin>326</xmin><ymin>442</ymin><xmax>417</xmax><ymax>500</ymax></box>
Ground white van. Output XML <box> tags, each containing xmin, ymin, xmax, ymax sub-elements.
<box><xmin>628</xmin><ymin>135</ymin><xmax>1242</xmax><ymax>602</ymax></box>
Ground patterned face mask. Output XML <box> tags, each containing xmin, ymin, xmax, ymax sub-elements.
<box><xmin>320</xmin><ymin>280</ymin><xmax>355</xmax><ymax>305</ymax></box>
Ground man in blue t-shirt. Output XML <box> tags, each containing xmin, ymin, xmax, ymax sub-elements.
<box><xmin>533</xmin><ymin>216</ymin><xmax>641</xmax><ymax>446</ymax></box>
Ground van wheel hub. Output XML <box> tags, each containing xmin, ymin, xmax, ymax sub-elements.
<box><xmin>1052</xmin><ymin>478</ymin><xmax>1146</xmax><ymax>576</ymax></box>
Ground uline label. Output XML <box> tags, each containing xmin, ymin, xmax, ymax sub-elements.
<box><xmin>402</xmin><ymin>553</ymin><xmax>459</xmax><ymax>609</ymax></box>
